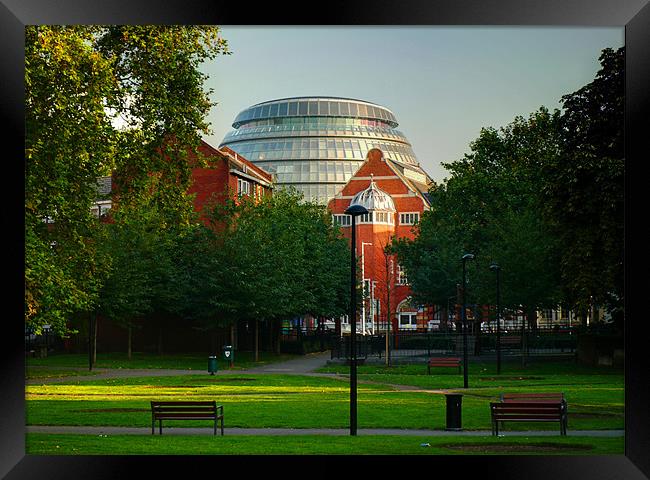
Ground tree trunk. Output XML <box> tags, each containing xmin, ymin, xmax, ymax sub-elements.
<box><xmin>456</xmin><ymin>284</ymin><xmax>463</xmax><ymax>332</ymax></box>
<box><xmin>92</xmin><ymin>315</ymin><xmax>98</xmax><ymax>364</ymax></box>
<box><xmin>521</xmin><ymin>309</ymin><xmax>531</xmax><ymax>368</ymax></box>
<box><xmin>529</xmin><ymin>307</ymin><xmax>538</xmax><ymax>332</ymax></box>
<box><xmin>157</xmin><ymin>327</ymin><xmax>163</xmax><ymax>356</ymax></box>
<box><xmin>474</xmin><ymin>306</ymin><xmax>482</xmax><ymax>356</ymax></box>
<box><xmin>275</xmin><ymin>319</ymin><xmax>281</xmax><ymax>355</ymax></box>
<box><xmin>385</xmin><ymin>281</ymin><xmax>391</xmax><ymax>366</ymax></box>
<box><xmin>254</xmin><ymin>319</ymin><xmax>259</xmax><ymax>362</ymax></box>
<box><xmin>385</xmin><ymin>306</ymin><xmax>392</xmax><ymax>367</ymax></box>
<box><xmin>319</xmin><ymin>317</ymin><xmax>324</xmax><ymax>352</ymax></box>
<box><xmin>88</xmin><ymin>313</ymin><xmax>94</xmax><ymax>371</ymax></box>
<box><xmin>127</xmin><ymin>325</ymin><xmax>132</xmax><ymax>361</ymax></box>
<box><xmin>229</xmin><ymin>323</ymin><xmax>236</xmax><ymax>367</ymax></box>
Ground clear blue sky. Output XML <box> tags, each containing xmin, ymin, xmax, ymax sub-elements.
<box><xmin>201</xmin><ymin>27</ymin><xmax>623</xmax><ymax>183</ymax></box>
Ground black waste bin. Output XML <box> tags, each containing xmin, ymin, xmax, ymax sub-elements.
<box><xmin>445</xmin><ymin>393</ymin><xmax>463</xmax><ymax>431</ymax></box>
<box><xmin>208</xmin><ymin>356</ymin><xmax>218</xmax><ymax>375</ymax></box>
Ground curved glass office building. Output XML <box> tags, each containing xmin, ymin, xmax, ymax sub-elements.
<box><xmin>219</xmin><ymin>96</ymin><xmax>427</xmax><ymax>204</ymax></box>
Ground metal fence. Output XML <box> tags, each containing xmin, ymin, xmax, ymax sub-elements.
<box><xmin>330</xmin><ymin>330</ymin><xmax>578</xmax><ymax>362</ymax></box>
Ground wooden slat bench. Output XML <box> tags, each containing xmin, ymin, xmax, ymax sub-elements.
<box><xmin>499</xmin><ymin>336</ymin><xmax>522</xmax><ymax>348</ymax></box>
<box><xmin>427</xmin><ymin>357</ymin><xmax>462</xmax><ymax>374</ymax></box>
<box><xmin>151</xmin><ymin>401</ymin><xmax>224</xmax><ymax>435</ymax></box>
<box><xmin>500</xmin><ymin>392</ymin><xmax>565</xmax><ymax>403</ymax></box>
<box><xmin>490</xmin><ymin>400</ymin><xmax>567</xmax><ymax>436</ymax></box>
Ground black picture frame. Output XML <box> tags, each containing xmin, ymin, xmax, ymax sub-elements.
<box><xmin>3</xmin><ymin>1</ymin><xmax>648</xmax><ymax>478</ymax></box>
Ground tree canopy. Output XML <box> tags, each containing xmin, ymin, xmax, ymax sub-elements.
<box><xmin>25</xmin><ymin>25</ymin><xmax>229</xmax><ymax>336</ymax></box>
<box><xmin>393</xmin><ymin>46</ymin><xmax>624</xmax><ymax>325</ymax></box>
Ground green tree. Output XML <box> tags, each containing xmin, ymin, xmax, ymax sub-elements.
<box><xmin>202</xmin><ymin>189</ymin><xmax>350</xmax><ymax>359</ymax></box>
<box><xmin>541</xmin><ymin>46</ymin><xmax>624</xmax><ymax>322</ymax></box>
<box><xmin>97</xmin><ymin>205</ymin><xmax>163</xmax><ymax>358</ymax></box>
<box><xmin>96</xmin><ymin>26</ymin><xmax>228</xmax><ymax>226</ymax></box>
<box><xmin>25</xmin><ymin>26</ymin><xmax>116</xmax><ymax>336</ymax></box>
<box><xmin>25</xmin><ymin>25</ymin><xmax>229</xmax><ymax>338</ymax></box>
<box><xmin>394</xmin><ymin>107</ymin><xmax>563</xmax><ymax>341</ymax></box>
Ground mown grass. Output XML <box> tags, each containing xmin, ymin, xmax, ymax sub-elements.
<box><xmin>25</xmin><ymin>371</ymin><xmax>623</xmax><ymax>431</ymax></box>
<box><xmin>26</xmin><ymin>368</ymin><xmax>102</xmax><ymax>380</ymax></box>
<box><xmin>26</xmin><ymin>351</ymin><xmax>300</xmax><ymax>371</ymax></box>
<box><xmin>25</xmin><ymin>433</ymin><xmax>624</xmax><ymax>455</ymax></box>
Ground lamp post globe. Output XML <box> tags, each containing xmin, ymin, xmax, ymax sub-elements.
<box><xmin>344</xmin><ymin>203</ymin><xmax>368</xmax><ymax>436</ymax></box>
<box><xmin>461</xmin><ymin>253</ymin><xmax>474</xmax><ymax>389</ymax></box>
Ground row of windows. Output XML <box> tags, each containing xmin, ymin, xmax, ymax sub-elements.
<box><xmin>229</xmin><ymin>138</ymin><xmax>413</xmax><ymax>156</ymax></box>
<box><xmin>289</xmin><ymin>152</ymin><xmax>409</xmax><ymax>166</ymax></box>
<box><xmin>397</xmin><ymin>264</ymin><xmax>409</xmax><ymax>285</ymax></box>
<box><xmin>234</xmin><ymin>100</ymin><xmax>397</xmax><ymax>125</ymax></box>
<box><xmin>400</xmin><ymin>212</ymin><xmax>420</xmax><ymax>225</ymax></box>
<box><xmin>237</xmin><ymin>117</ymin><xmax>395</xmax><ymax>129</ymax></box>
<box><xmin>228</xmin><ymin>142</ymin><xmax>417</xmax><ymax>165</ymax></box>
<box><xmin>266</xmin><ymin>160</ymin><xmax>362</xmax><ymax>175</ymax></box>
<box><xmin>237</xmin><ymin>178</ymin><xmax>250</xmax><ymax>196</ymax></box>
<box><xmin>276</xmin><ymin>171</ymin><xmax>351</xmax><ymax>184</ymax></box>
<box><xmin>237</xmin><ymin>178</ymin><xmax>267</xmax><ymax>200</ymax></box>
<box><xmin>332</xmin><ymin>212</ymin><xmax>420</xmax><ymax>227</ymax></box>
<box><xmin>240</xmin><ymin>150</ymin><xmax>416</xmax><ymax>165</ymax></box>
<box><xmin>399</xmin><ymin>313</ymin><xmax>417</xmax><ymax>327</ymax></box>
<box><xmin>237</xmin><ymin>138</ymin><xmax>404</xmax><ymax>152</ymax></box>
<box><xmin>223</xmin><ymin>123</ymin><xmax>408</xmax><ymax>143</ymax></box>
<box><xmin>358</xmin><ymin>211</ymin><xmax>393</xmax><ymax>224</ymax></box>
<box><xmin>279</xmin><ymin>183</ymin><xmax>343</xmax><ymax>204</ymax></box>
<box><xmin>332</xmin><ymin>214</ymin><xmax>351</xmax><ymax>227</ymax></box>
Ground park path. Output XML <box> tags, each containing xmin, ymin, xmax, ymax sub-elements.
<box><xmin>25</xmin><ymin>350</ymin><xmax>337</xmax><ymax>385</ymax></box>
<box><xmin>26</xmin><ymin>351</ymin><xmax>439</xmax><ymax>392</ymax></box>
<box><xmin>26</xmin><ymin>425</ymin><xmax>624</xmax><ymax>437</ymax></box>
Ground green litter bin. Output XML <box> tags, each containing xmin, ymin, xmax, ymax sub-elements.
<box><xmin>223</xmin><ymin>345</ymin><xmax>234</xmax><ymax>365</ymax></box>
<box><xmin>208</xmin><ymin>356</ymin><xmax>218</xmax><ymax>375</ymax></box>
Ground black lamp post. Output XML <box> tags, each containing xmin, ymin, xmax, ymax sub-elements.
<box><xmin>490</xmin><ymin>262</ymin><xmax>502</xmax><ymax>375</ymax></box>
<box><xmin>461</xmin><ymin>253</ymin><xmax>474</xmax><ymax>389</ymax></box>
<box><xmin>43</xmin><ymin>324</ymin><xmax>51</xmax><ymax>357</ymax></box>
<box><xmin>344</xmin><ymin>203</ymin><xmax>368</xmax><ymax>436</ymax></box>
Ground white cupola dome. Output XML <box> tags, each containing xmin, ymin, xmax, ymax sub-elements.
<box><xmin>350</xmin><ymin>174</ymin><xmax>396</xmax><ymax>212</ymax></box>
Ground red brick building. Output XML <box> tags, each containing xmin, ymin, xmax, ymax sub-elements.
<box><xmin>187</xmin><ymin>142</ymin><xmax>273</xmax><ymax>222</ymax></box>
<box><xmin>328</xmin><ymin>148</ymin><xmax>439</xmax><ymax>335</ymax></box>
<box><xmin>68</xmin><ymin>141</ymin><xmax>273</xmax><ymax>355</ymax></box>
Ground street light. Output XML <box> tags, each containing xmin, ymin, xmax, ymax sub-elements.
<box><xmin>490</xmin><ymin>262</ymin><xmax>502</xmax><ymax>375</ymax></box>
<box><xmin>461</xmin><ymin>253</ymin><xmax>475</xmax><ymax>389</ymax></box>
<box><xmin>344</xmin><ymin>203</ymin><xmax>369</xmax><ymax>436</ymax></box>
<box><xmin>361</xmin><ymin>242</ymin><xmax>372</xmax><ymax>335</ymax></box>
<box><xmin>42</xmin><ymin>324</ymin><xmax>51</xmax><ymax>357</ymax></box>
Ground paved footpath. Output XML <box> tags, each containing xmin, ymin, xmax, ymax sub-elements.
<box><xmin>26</xmin><ymin>425</ymin><xmax>624</xmax><ymax>437</ymax></box>
<box><xmin>26</xmin><ymin>351</ymin><xmax>337</xmax><ymax>385</ymax></box>
<box><xmin>26</xmin><ymin>351</ymin><xmax>624</xmax><ymax>438</ymax></box>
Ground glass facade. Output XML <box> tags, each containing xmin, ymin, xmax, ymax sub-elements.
<box><xmin>220</xmin><ymin>96</ymin><xmax>426</xmax><ymax>204</ymax></box>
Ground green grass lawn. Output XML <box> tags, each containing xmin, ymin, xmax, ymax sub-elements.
<box><xmin>26</xmin><ymin>351</ymin><xmax>299</xmax><ymax>371</ymax></box>
<box><xmin>24</xmin><ymin>357</ymin><xmax>624</xmax><ymax>455</ymax></box>
<box><xmin>25</xmin><ymin>367</ymin><xmax>623</xmax><ymax>431</ymax></box>
<box><xmin>25</xmin><ymin>433</ymin><xmax>624</xmax><ymax>455</ymax></box>
<box><xmin>26</xmin><ymin>367</ymin><xmax>103</xmax><ymax>380</ymax></box>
